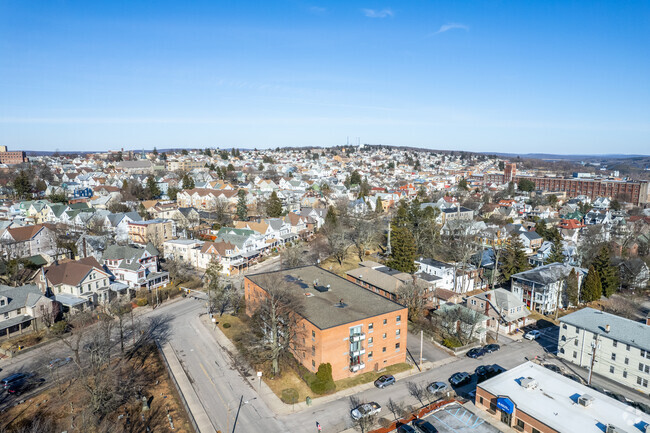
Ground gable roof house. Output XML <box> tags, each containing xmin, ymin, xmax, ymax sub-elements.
<box><xmin>511</xmin><ymin>263</ymin><xmax>587</xmax><ymax>314</ymax></box>
<box><xmin>39</xmin><ymin>257</ymin><xmax>112</xmax><ymax>310</ymax></box>
<box><xmin>466</xmin><ymin>288</ymin><xmax>531</xmax><ymax>335</ymax></box>
<box><xmin>101</xmin><ymin>243</ymin><xmax>168</xmax><ymax>290</ymax></box>
<box><xmin>0</xmin><ymin>284</ymin><xmax>56</xmax><ymax>339</ymax></box>
<box><xmin>0</xmin><ymin>224</ymin><xmax>58</xmax><ymax>261</ymax></box>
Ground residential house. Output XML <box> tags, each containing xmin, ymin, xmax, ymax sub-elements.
<box><xmin>101</xmin><ymin>243</ymin><xmax>168</xmax><ymax>290</ymax></box>
<box><xmin>0</xmin><ymin>284</ymin><xmax>56</xmax><ymax>339</ymax></box>
<box><xmin>511</xmin><ymin>263</ymin><xmax>587</xmax><ymax>314</ymax></box>
<box><xmin>0</xmin><ymin>224</ymin><xmax>58</xmax><ymax>260</ymax></box>
<box><xmin>127</xmin><ymin>219</ymin><xmax>173</xmax><ymax>247</ymax></box>
<box><xmin>39</xmin><ymin>257</ymin><xmax>112</xmax><ymax>310</ymax></box>
<box><xmin>466</xmin><ymin>288</ymin><xmax>531</xmax><ymax>334</ymax></box>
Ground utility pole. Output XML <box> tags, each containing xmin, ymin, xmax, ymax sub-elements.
<box><xmin>554</xmin><ymin>279</ymin><xmax>564</xmax><ymax>321</ymax></box>
<box><xmin>588</xmin><ymin>335</ymin><xmax>599</xmax><ymax>385</ymax></box>
<box><xmin>231</xmin><ymin>396</ymin><xmax>243</xmax><ymax>433</ymax></box>
<box><xmin>419</xmin><ymin>330</ymin><xmax>423</xmax><ymax>366</ymax></box>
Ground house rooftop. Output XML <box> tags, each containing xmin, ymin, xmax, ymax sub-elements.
<box><xmin>511</xmin><ymin>262</ymin><xmax>586</xmax><ymax>285</ymax></box>
<box><xmin>246</xmin><ymin>266</ymin><xmax>405</xmax><ymax>330</ymax></box>
<box><xmin>560</xmin><ymin>307</ymin><xmax>650</xmax><ymax>351</ymax></box>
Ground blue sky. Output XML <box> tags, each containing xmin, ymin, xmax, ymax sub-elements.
<box><xmin>1</xmin><ymin>1</ymin><xmax>649</xmax><ymax>154</ymax></box>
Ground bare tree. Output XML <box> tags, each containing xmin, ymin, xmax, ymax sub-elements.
<box><xmin>280</xmin><ymin>243</ymin><xmax>305</xmax><ymax>269</ymax></box>
<box><xmin>432</xmin><ymin>306</ymin><xmax>485</xmax><ymax>345</ymax></box>
<box><xmin>205</xmin><ymin>257</ymin><xmax>237</xmax><ymax>316</ymax></box>
<box><xmin>108</xmin><ymin>299</ymin><xmax>133</xmax><ymax>353</ymax></box>
<box><xmin>349</xmin><ymin>396</ymin><xmax>377</xmax><ymax>433</ymax></box>
<box><xmin>244</xmin><ymin>273</ymin><xmax>305</xmax><ymax>376</ymax></box>
<box><xmin>350</xmin><ymin>218</ymin><xmax>379</xmax><ymax>261</ymax></box>
<box><xmin>386</xmin><ymin>397</ymin><xmax>405</xmax><ymax>420</ymax></box>
<box><xmin>407</xmin><ymin>381</ymin><xmax>427</xmax><ymax>407</ymax></box>
<box><xmin>396</xmin><ymin>279</ymin><xmax>427</xmax><ymax>321</ymax></box>
<box><xmin>322</xmin><ymin>223</ymin><xmax>351</xmax><ymax>266</ymax></box>
<box><xmin>440</xmin><ymin>219</ymin><xmax>480</xmax><ymax>292</ymax></box>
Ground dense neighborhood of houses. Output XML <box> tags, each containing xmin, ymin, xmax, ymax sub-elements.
<box><xmin>0</xmin><ymin>145</ymin><xmax>649</xmax><ymax>433</ymax></box>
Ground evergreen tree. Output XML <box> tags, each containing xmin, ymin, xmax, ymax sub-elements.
<box><xmin>387</xmin><ymin>225</ymin><xmax>417</xmax><ymax>273</ymax></box>
<box><xmin>325</xmin><ymin>205</ymin><xmax>338</xmax><ymax>227</ymax></box>
<box><xmin>167</xmin><ymin>186</ymin><xmax>180</xmax><ymax>201</ymax></box>
<box><xmin>266</xmin><ymin>191</ymin><xmax>283</xmax><ymax>218</ymax></box>
<box><xmin>146</xmin><ymin>175</ymin><xmax>161</xmax><ymax>199</ymax></box>
<box><xmin>349</xmin><ymin>170</ymin><xmax>362</xmax><ymax>186</ymax></box>
<box><xmin>12</xmin><ymin>170</ymin><xmax>31</xmax><ymax>198</ymax></box>
<box><xmin>358</xmin><ymin>178</ymin><xmax>370</xmax><ymax>198</ymax></box>
<box><xmin>458</xmin><ymin>178</ymin><xmax>468</xmax><ymax>190</ymax></box>
<box><xmin>236</xmin><ymin>189</ymin><xmax>248</xmax><ymax>221</ymax></box>
<box><xmin>152</xmin><ymin>147</ymin><xmax>158</xmax><ymax>156</ymax></box>
<box><xmin>581</xmin><ymin>266</ymin><xmax>602</xmax><ymax>303</ymax></box>
<box><xmin>375</xmin><ymin>196</ymin><xmax>383</xmax><ymax>213</ymax></box>
<box><xmin>182</xmin><ymin>174</ymin><xmax>195</xmax><ymax>190</ymax></box>
<box><xmin>547</xmin><ymin>238</ymin><xmax>565</xmax><ymax>264</ymax></box>
<box><xmin>592</xmin><ymin>246</ymin><xmax>619</xmax><ymax>297</ymax></box>
<box><xmin>500</xmin><ymin>234</ymin><xmax>530</xmax><ymax>282</ymax></box>
<box><xmin>566</xmin><ymin>269</ymin><xmax>580</xmax><ymax>306</ymax></box>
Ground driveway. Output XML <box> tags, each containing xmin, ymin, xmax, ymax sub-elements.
<box><xmin>406</xmin><ymin>331</ymin><xmax>451</xmax><ymax>365</ymax></box>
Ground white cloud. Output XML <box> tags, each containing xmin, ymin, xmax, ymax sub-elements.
<box><xmin>361</xmin><ymin>8</ymin><xmax>394</xmax><ymax>18</ymax></box>
<box><xmin>434</xmin><ymin>22</ymin><xmax>469</xmax><ymax>34</ymax></box>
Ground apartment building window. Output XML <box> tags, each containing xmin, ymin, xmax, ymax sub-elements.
<box><xmin>382</xmin><ymin>333</ymin><xmax>387</xmax><ymax>339</ymax></box>
<box><xmin>642</xmin><ymin>350</ymin><xmax>650</xmax><ymax>360</ymax></box>
<box><xmin>368</xmin><ymin>337</ymin><xmax>373</xmax><ymax>347</ymax></box>
<box><xmin>383</xmin><ymin>319</ymin><xmax>387</xmax><ymax>325</ymax></box>
<box><xmin>611</xmin><ymin>353</ymin><xmax>616</xmax><ymax>361</ymax></box>
<box><xmin>613</xmin><ymin>341</ymin><xmax>617</xmax><ymax>348</ymax></box>
<box><xmin>3</xmin><ymin>312</ymin><xmax>8</xmax><ymax>319</ymax></box>
<box><xmin>312</xmin><ymin>360</ymin><xmax>315</xmax><ymax>368</ymax></box>
<box><xmin>574</xmin><ymin>339</ymin><xmax>578</xmax><ymax>346</ymax></box>
<box><xmin>367</xmin><ymin>351</ymin><xmax>373</xmax><ymax>360</ymax></box>
<box><xmin>637</xmin><ymin>377</ymin><xmax>648</xmax><ymax>387</ymax></box>
<box><xmin>573</xmin><ymin>351</ymin><xmax>577</xmax><ymax>359</ymax></box>
<box><xmin>626</xmin><ymin>344</ymin><xmax>631</xmax><ymax>351</ymax></box>
<box><xmin>396</xmin><ymin>329</ymin><xmax>401</xmax><ymax>338</ymax></box>
<box><xmin>639</xmin><ymin>363</ymin><xmax>650</xmax><ymax>374</ymax></box>
<box><xmin>610</xmin><ymin>366</ymin><xmax>615</xmax><ymax>374</ymax></box>
<box><xmin>396</xmin><ymin>315</ymin><xmax>401</xmax><ymax>324</ymax></box>
<box><xmin>625</xmin><ymin>358</ymin><xmax>629</xmax><ymax>365</ymax></box>
<box><xmin>623</xmin><ymin>371</ymin><xmax>628</xmax><ymax>378</ymax></box>
<box><xmin>382</xmin><ymin>347</ymin><xmax>386</xmax><ymax>353</ymax></box>
<box><xmin>516</xmin><ymin>419</ymin><xmax>525</xmax><ymax>429</ymax></box>
<box><xmin>311</xmin><ymin>346</ymin><xmax>315</xmax><ymax>356</ymax></box>
<box><xmin>0</xmin><ymin>299</ymin><xmax>4</xmax><ymax>306</ymax></box>
<box><xmin>562</xmin><ymin>324</ymin><xmax>567</xmax><ymax>330</ymax></box>
<box><xmin>532</xmin><ymin>428</ymin><xmax>541</xmax><ymax>433</ymax></box>
<box><xmin>395</xmin><ymin>343</ymin><xmax>400</xmax><ymax>350</ymax></box>
<box><xmin>368</xmin><ymin>323</ymin><xmax>374</xmax><ymax>332</ymax></box>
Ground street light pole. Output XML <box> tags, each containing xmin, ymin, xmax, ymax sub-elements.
<box><xmin>231</xmin><ymin>395</ymin><xmax>243</xmax><ymax>433</ymax></box>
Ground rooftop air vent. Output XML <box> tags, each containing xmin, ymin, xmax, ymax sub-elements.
<box><xmin>605</xmin><ymin>324</ymin><xmax>611</xmax><ymax>333</ymax></box>
<box><xmin>606</xmin><ymin>424</ymin><xmax>629</xmax><ymax>433</ymax></box>
<box><xmin>520</xmin><ymin>377</ymin><xmax>538</xmax><ymax>390</ymax></box>
<box><xmin>578</xmin><ymin>394</ymin><xmax>595</xmax><ymax>407</ymax></box>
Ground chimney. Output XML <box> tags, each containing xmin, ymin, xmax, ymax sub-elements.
<box><xmin>646</xmin><ymin>314</ymin><xmax>650</xmax><ymax>326</ymax></box>
<box><xmin>605</xmin><ymin>324</ymin><xmax>611</xmax><ymax>333</ymax></box>
<box><xmin>486</xmin><ymin>293</ymin><xmax>492</xmax><ymax>301</ymax></box>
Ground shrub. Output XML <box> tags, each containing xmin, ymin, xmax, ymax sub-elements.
<box><xmin>310</xmin><ymin>363</ymin><xmax>335</xmax><ymax>394</ymax></box>
<box><xmin>281</xmin><ymin>388</ymin><xmax>299</xmax><ymax>404</ymax></box>
<box><xmin>442</xmin><ymin>336</ymin><xmax>462</xmax><ymax>348</ymax></box>
<box><xmin>222</xmin><ymin>323</ymin><xmax>231</xmax><ymax>329</ymax></box>
<box><xmin>136</xmin><ymin>298</ymin><xmax>148</xmax><ymax>307</ymax></box>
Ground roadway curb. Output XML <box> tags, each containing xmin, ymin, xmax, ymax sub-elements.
<box><xmin>161</xmin><ymin>342</ymin><xmax>216</xmax><ymax>433</ymax></box>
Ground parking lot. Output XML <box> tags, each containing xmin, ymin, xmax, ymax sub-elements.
<box><xmin>422</xmin><ymin>403</ymin><xmax>501</xmax><ymax>433</ymax></box>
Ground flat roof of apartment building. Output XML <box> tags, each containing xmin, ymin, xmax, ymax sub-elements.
<box><xmin>478</xmin><ymin>361</ymin><xmax>650</xmax><ymax>433</ymax></box>
<box><xmin>246</xmin><ymin>266</ymin><xmax>405</xmax><ymax>330</ymax></box>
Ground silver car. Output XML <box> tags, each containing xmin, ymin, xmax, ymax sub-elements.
<box><xmin>351</xmin><ymin>402</ymin><xmax>381</xmax><ymax>420</ymax></box>
<box><xmin>426</xmin><ymin>381</ymin><xmax>449</xmax><ymax>394</ymax></box>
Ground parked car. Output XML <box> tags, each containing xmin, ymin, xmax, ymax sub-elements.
<box><xmin>5</xmin><ymin>379</ymin><xmax>26</xmax><ymax>394</ymax></box>
<box><xmin>466</xmin><ymin>347</ymin><xmax>485</xmax><ymax>358</ymax></box>
<box><xmin>524</xmin><ymin>330</ymin><xmax>541</xmax><ymax>340</ymax></box>
<box><xmin>476</xmin><ymin>365</ymin><xmax>504</xmax><ymax>383</ymax></box>
<box><xmin>426</xmin><ymin>381</ymin><xmax>449</xmax><ymax>395</ymax></box>
<box><xmin>1</xmin><ymin>372</ymin><xmax>29</xmax><ymax>389</ymax></box>
<box><xmin>483</xmin><ymin>344</ymin><xmax>500</xmax><ymax>353</ymax></box>
<box><xmin>351</xmin><ymin>402</ymin><xmax>381</xmax><ymax>420</ymax></box>
<box><xmin>374</xmin><ymin>374</ymin><xmax>395</xmax><ymax>389</ymax></box>
<box><xmin>449</xmin><ymin>372</ymin><xmax>471</xmax><ymax>387</ymax></box>
<box><xmin>412</xmin><ymin>418</ymin><xmax>438</xmax><ymax>433</ymax></box>
<box><xmin>397</xmin><ymin>425</ymin><xmax>417</xmax><ymax>433</ymax></box>
<box><xmin>48</xmin><ymin>357</ymin><xmax>72</xmax><ymax>369</ymax></box>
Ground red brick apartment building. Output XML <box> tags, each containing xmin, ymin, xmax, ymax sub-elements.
<box><xmin>0</xmin><ymin>146</ymin><xmax>27</xmax><ymax>165</ymax></box>
<box><xmin>244</xmin><ymin>266</ymin><xmax>408</xmax><ymax>381</ymax></box>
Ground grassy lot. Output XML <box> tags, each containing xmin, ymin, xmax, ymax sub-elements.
<box><xmin>335</xmin><ymin>362</ymin><xmax>412</xmax><ymax>391</ymax></box>
<box><xmin>319</xmin><ymin>247</ymin><xmax>383</xmax><ymax>277</ymax></box>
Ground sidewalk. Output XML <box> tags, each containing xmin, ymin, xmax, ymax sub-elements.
<box><xmin>199</xmin><ymin>314</ymin><xmax>457</xmax><ymax>416</ymax></box>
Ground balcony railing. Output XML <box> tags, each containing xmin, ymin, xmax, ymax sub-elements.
<box><xmin>350</xmin><ymin>333</ymin><xmax>366</xmax><ymax>342</ymax></box>
<box><xmin>350</xmin><ymin>348</ymin><xmax>366</xmax><ymax>357</ymax></box>
<box><xmin>349</xmin><ymin>363</ymin><xmax>366</xmax><ymax>372</ymax></box>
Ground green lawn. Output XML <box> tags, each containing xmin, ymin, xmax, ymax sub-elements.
<box><xmin>334</xmin><ymin>362</ymin><xmax>412</xmax><ymax>390</ymax></box>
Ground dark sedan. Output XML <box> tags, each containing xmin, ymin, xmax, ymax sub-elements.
<box><xmin>374</xmin><ymin>374</ymin><xmax>395</xmax><ymax>389</ymax></box>
<box><xmin>466</xmin><ymin>347</ymin><xmax>485</xmax><ymax>358</ymax></box>
<box><xmin>449</xmin><ymin>372</ymin><xmax>471</xmax><ymax>387</ymax></box>
<box><xmin>483</xmin><ymin>344</ymin><xmax>500</xmax><ymax>353</ymax></box>
<box><xmin>412</xmin><ymin>418</ymin><xmax>438</xmax><ymax>433</ymax></box>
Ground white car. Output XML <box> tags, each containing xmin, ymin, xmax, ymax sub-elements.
<box><xmin>524</xmin><ymin>330</ymin><xmax>541</xmax><ymax>340</ymax></box>
<box><xmin>351</xmin><ymin>402</ymin><xmax>381</xmax><ymax>420</ymax></box>
<box><xmin>426</xmin><ymin>381</ymin><xmax>449</xmax><ymax>394</ymax></box>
